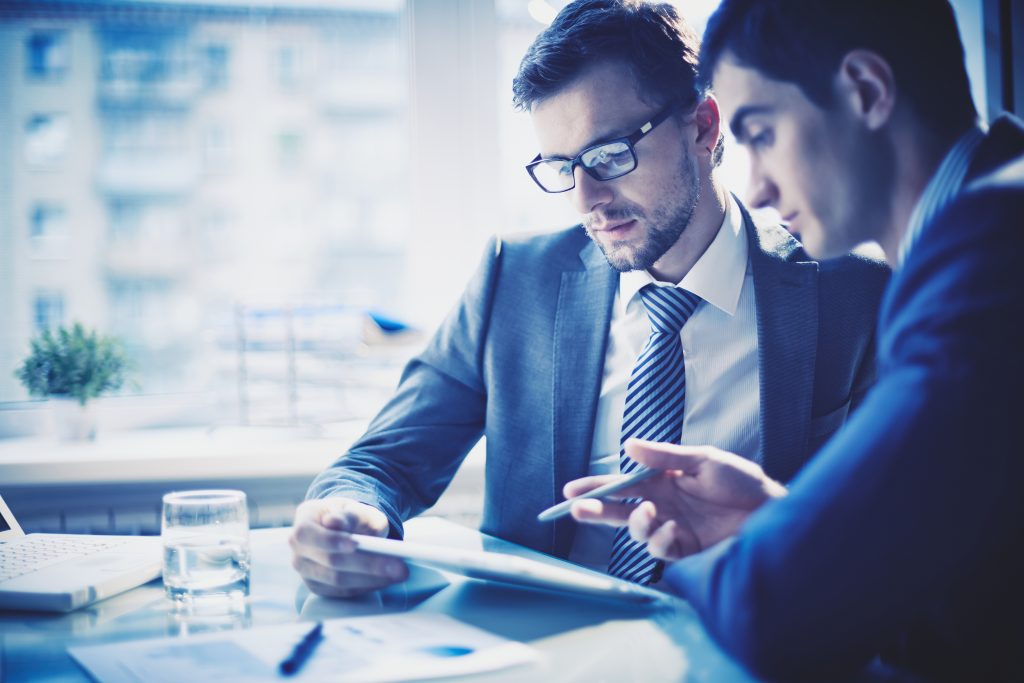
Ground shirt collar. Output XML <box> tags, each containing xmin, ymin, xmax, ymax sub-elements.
<box><xmin>619</xmin><ymin>194</ymin><xmax>748</xmax><ymax>316</ymax></box>
<box><xmin>898</xmin><ymin>124</ymin><xmax>985</xmax><ymax>266</ymax></box>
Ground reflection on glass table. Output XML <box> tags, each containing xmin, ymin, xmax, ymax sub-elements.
<box><xmin>0</xmin><ymin>517</ymin><xmax>915</xmax><ymax>683</ymax></box>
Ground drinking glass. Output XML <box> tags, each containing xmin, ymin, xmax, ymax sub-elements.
<box><xmin>161</xmin><ymin>489</ymin><xmax>250</xmax><ymax>605</ymax></box>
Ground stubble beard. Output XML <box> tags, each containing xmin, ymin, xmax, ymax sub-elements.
<box><xmin>585</xmin><ymin>155</ymin><xmax>701</xmax><ymax>273</ymax></box>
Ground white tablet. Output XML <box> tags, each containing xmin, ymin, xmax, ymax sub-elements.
<box><xmin>349</xmin><ymin>534</ymin><xmax>665</xmax><ymax>604</ymax></box>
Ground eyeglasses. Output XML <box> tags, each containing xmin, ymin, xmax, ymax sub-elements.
<box><xmin>525</xmin><ymin>104</ymin><xmax>677</xmax><ymax>193</ymax></box>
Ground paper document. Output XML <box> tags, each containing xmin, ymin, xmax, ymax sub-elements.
<box><xmin>69</xmin><ymin>612</ymin><xmax>538</xmax><ymax>683</ymax></box>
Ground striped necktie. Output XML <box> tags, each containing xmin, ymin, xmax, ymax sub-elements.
<box><xmin>608</xmin><ymin>284</ymin><xmax>702</xmax><ymax>584</ymax></box>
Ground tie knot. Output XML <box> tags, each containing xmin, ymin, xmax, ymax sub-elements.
<box><xmin>639</xmin><ymin>284</ymin><xmax>702</xmax><ymax>334</ymax></box>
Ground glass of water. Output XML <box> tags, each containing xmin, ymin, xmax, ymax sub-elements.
<box><xmin>161</xmin><ymin>489</ymin><xmax>251</xmax><ymax>605</ymax></box>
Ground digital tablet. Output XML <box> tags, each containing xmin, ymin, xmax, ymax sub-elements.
<box><xmin>349</xmin><ymin>534</ymin><xmax>665</xmax><ymax>604</ymax></box>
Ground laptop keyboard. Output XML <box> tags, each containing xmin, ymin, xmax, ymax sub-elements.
<box><xmin>0</xmin><ymin>536</ymin><xmax>125</xmax><ymax>583</ymax></box>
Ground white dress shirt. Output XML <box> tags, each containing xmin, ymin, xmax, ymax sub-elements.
<box><xmin>569</xmin><ymin>195</ymin><xmax>761</xmax><ymax>571</ymax></box>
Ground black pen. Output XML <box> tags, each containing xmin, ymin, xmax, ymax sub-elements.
<box><xmin>279</xmin><ymin>621</ymin><xmax>324</xmax><ymax>676</ymax></box>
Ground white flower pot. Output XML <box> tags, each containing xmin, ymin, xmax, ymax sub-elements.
<box><xmin>50</xmin><ymin>397</ymin><xmax>97</xmax><ymax>442</ymax></box>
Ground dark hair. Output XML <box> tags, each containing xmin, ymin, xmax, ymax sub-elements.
<box><xmin>513</xmin><ymin>0</ymin><xmax>701</xmax><ymax>112</ymax></box>
<box><xmin>514</xmin><ymin>0</ymin><xmax>722</xmax><ymax>164</ymax></box>
<box><xmin>699</xmin><ymin>0</ymin><xmax>978</xmax><ymax>139</ymax></box>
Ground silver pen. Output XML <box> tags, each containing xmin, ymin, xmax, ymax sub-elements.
<box><xmin>537</xmin><ymin>467</ymin><xmax>660</xmax><ymax>522</ymax></box>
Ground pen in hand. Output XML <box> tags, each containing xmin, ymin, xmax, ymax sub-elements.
<box><xmin>279</xmin><ymin>621</ymin><xmax>324</xmax><ymax>677</ymax></box>
<box><xmin>537</xmin><ymin>467</ymin><xmax>661</xmax><ymax>522</ymax></box>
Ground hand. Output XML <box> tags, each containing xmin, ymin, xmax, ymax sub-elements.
<box><xmin>566</xmin><ymin>439</ymin><xmax>787</xmax><ymax>561</ymax></box>
<box><xmin>289</xmin><ymin>498</ymin><xmax>409</xmax><ymax>598</ymax></box>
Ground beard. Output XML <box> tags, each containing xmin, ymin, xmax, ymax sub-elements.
<box><xmin>584</xmin><ymin>153</ymin><xmax>700</xmax><ymax>273</ymax></box>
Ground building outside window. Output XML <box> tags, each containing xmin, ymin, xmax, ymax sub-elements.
<box><xmin>202</xmin><ymin>124</ymin><xmax>232</xmax><ymax>171</ymax></box>
<box><xmin>277</xmin><ymin>130</ymin><xmax>304</xmax><ymax>171</ymax></box>
<box><xmin>24</xmin><ymin>113</ymin><xmax>70</xmax><ymax>166</ymax></box>
<box><xmin>202</xmin><ymin>42</ymin><xmax>229</xmax><ymax>89</ymax></box>
<box><xmin>29</xmin><ymin>204</ymin><xmax>70</xmax><ymax>258</ymax></box>
<box><xmin>32</xmin><ymin>291</ymin><xmax>65</xmax><ymax>332</ymax></box>
<box><xmin>275</xmin><ymin>44</ymin><xmax>307</xmax><ymax>89</ymax></box>
<box><xmin>0</xmin><ymin>0</ymin><xmax>998</xmax><ymax>438</ymax></box>
<box><xmin>26</xmin><ymin>30</ymin><xmax>69</xmax><ymax>79</ymax></box>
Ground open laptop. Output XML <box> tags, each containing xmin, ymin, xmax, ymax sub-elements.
<box><xmin>0</xmin><ymin>492</ymin><xmax>162</xmax><ymax>613</ymax></box>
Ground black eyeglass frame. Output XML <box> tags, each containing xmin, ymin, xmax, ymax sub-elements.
<box><xmin>525</xmin><ymin>103</ymin><xmax>679</xmax><ymax>193</ymax></box>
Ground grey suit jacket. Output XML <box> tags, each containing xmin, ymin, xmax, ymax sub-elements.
<box><xmin>308</xmin><ymin>203</ymin><xmax>890</xmax><ymax>558</ymax></box>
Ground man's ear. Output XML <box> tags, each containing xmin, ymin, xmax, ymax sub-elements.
<box><xmin>692</xmin><ymin>95</ymin><xmax>722</xmax><ymax>159</ymax></box>
<box><xmin>836</xmin><ymin>49</ymin><xmax>896</xmax><ymax>130</ymax></box>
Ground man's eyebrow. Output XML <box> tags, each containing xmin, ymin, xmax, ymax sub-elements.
<box><xmin>729</xmin><ymin>105</ymin><xmax>773</xmax><ymax>141</ymax></box>
<box><xmin>543</xmin><ymin>122</ymin><xmax>638</xmax><ymax>160</ymax></box>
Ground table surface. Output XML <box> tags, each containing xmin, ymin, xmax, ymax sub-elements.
<box><xmin>0</xmin><ymin>518</ymin><xmax>905</xmax><ymax>683</ymax></box>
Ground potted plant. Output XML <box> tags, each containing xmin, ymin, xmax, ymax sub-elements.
<box><xmin>14</xmin><ymin>323</ymin><xmax>129</xmax><ymax>441</ymax></box>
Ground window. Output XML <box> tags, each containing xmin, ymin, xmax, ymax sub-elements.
<box><xmin>276</xmin><ymin>45</ymin><xmax>304</xmax><ymax>89</ymax></box>
<box><xmin>33</xmin><ymin>291</ymin><xmax>65</xmax><ymax>332</ymax></box>
<box><xmin>29</xmin><ymin>204</ymin><xmax>70</xmax><ymax>258</ymax></box>
<box><xmin>108</xmin><ymin>201</ymin><xmax>182</xmax><ymax>245</ymax></box>
<box><xmin>26</xmin><ymin>30</ymin><xmax>69</xmax><ymax>79</ymax></box>
<box><xmin>99</xmin><ymin>27</ymin><xmax>192</xmax><ymax>91</ymax></box>
<box><xmin>202</xmin><ymin>43</ymin><xmax>229</xmax><ymax>89</ymax></box>
<box><xmin>108</xmin><ymin>201</ymin><xmax>142</xmax><ymax>242</ymax></box>
<box><xmin>103</xmin><ymin>112</ymin><xmax>186</xmax><ymax>158</ymax></box>
<box><xmin>202</xmin><ymin>124</ymin><xmax>232</xmax><ymax>171</ymax></box>
<box><xmin>24</xmin><ymin>113</ymin><xmax>70</xmax><ymax>166</ymax></box>
<box><xmin>198</xmin><ymin>206</ymin><xmax>235</xmax><ymax>256</ymax></box>
<box><xmin>277</xmin><ymin>131</ymin><xmax>304</xmax><ymax>170</ymax></box>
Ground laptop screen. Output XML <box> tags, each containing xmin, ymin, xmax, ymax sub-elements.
<box><xmin>0</xmin><ymin>494</ymin><xmax>23</xmax><ymax>538</ymax></box>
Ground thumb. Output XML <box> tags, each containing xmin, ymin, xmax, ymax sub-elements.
<box><xmin>625</xmin><ymin>439</ymin><xmax>710</xmax><ymax>473</ymax></box>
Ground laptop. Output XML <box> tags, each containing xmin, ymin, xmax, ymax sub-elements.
<box><xmin>0</xmin><ymin>492</ymin><xmax>162</xmax><ymax>613</ymax></box>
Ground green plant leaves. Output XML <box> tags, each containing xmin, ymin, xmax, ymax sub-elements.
<box><xmin>14</xmin><ymin>323</ymin><xmax>128</xmax><ymax>405</ymax></box>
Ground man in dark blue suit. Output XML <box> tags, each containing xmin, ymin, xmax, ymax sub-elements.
<box><xmin>568</xmin><ymin>1</ymin><xmax>1024</xmax><ymax>681</ymax></box>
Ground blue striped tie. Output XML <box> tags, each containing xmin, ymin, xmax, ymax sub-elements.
<box><xmin>608</xmin><ymin>284</ymin><xmax>702</xmax><ymax>584</ymax></box>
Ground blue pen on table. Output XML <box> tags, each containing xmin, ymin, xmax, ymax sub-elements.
<box><xmin>536</xmin><ymin>466</ymin><xmax>661</xmax><ymax>522</ymax></box>
<box><xmin>279</xmin><ymin>621</ymin><xmax>324</xmax><ymax>676</ymax></box>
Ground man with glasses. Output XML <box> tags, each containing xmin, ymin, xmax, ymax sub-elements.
<box><xmin>289</xmin><ymin>0</ymin><xmax>888</xmax><ymax>597</ymax></box>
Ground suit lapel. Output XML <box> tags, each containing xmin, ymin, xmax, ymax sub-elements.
<box><xmin>550</xmin><ymin>240</ymin><xmax>617</xmax><ymax>555</ymax></box>
<box><xmin>743</xmin><ymin>204</ymin><xmax>820</xmax><ymax>481</ymax></box>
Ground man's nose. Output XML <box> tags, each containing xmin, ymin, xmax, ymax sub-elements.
<box><xmin>568</xmin><ymin>166</ymin><xmax>613</xmax><ymax>215</ymax></box>
<box><xmin>745</xmin><ymin>161</ymin><xmax>779</xmax><ymax>211</ymax></box>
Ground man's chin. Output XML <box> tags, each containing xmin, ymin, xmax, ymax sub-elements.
<box><xmin>798</xmin><ymin>228</ymin><xmax>850</xmax><ymax>261</ymax></box>
<box><xmin>595</xmin><ymin>240</ymin><xmax>646</xmax><ymax>272</ymax></box>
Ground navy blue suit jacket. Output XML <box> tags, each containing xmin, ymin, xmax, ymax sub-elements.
<box><xmin>308</xmin><ymin>203</ymin><xmax>888</xmax><ymax>560</ymax></box>
<box><xmin>665</xmin><ymin>117</ymin><xmax>1024</xmax><ymax>682</ymax></box>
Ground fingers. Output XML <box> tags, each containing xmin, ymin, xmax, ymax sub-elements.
<box><xmin>644</xmin><ymin>519</ymin><xmax>690</xmax><ymax>561</ymax></box>
<box><xmin>313</xmin><ymin>499</ymin><xmax>390</xmax><ymax>536</ymax></box>
<box><xmin>624</xmin><ymin>438</ymin><xmax>711</xmax><ymax>472</ymax></box>
<box><xmin>300</xmin><ymin>564</ymin><xmax>406</xmax><ymax>599</ymax></box>
<box><xmin>627</xmin><ymin>502</ymin><xmax>698</xmax><ymax>561</ymax></box>
<box><xmin>291</xmin><ymin>548</ymin><xmax>408</xmax><ymax>587</ymax></box>
<box><xmin>563</xmin><ymin>474</ymin><xmax>622</xmax><ymax>499</ymax></box>
<box><xmin>289</xmin><ymin>526</ymin><xmax>403</xmax><ymax>571</ymax></box>
<box><xmin>569</xmin><ymin>498</ymin><xmax>638</xmax><ymax>526</ymax></box>
<box><xmin>627</xmin><ymin>501</ymin><xmax>658</xmax><ymax>542</ymax></box>
<box><xmin>289</xmin><ymin>499</ymin><xmax>406</xmax><ymax>597</ymax></box>
<box><xmin>562</xmin><ymin>472</ymin><xmax>661</xmax><ymax>501</ymax></box>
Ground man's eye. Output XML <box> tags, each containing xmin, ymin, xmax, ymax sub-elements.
<box><xmin>748</xmin><ymin>129</ymin><xmax>774</xmax><ymax>149</ymax></box>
